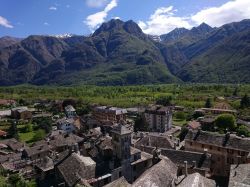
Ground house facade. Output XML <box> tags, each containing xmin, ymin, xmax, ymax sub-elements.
<box><xmin>144</xmin><ymin>105</ymin><xmax>172</xmax><ymax>132</ymax></box>
<box><xmin>185</xmin><ymin>130</ymin><xmax>250</xmax><ymax>177</ymax></box>
<box><xmin>93</xmin><ymin>106</ymin><xmax>127</xmax><ymax>123</ymax></box>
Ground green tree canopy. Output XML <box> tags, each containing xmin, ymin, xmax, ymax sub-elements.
<box><xmin>156</xmin><ymin>96</ymin><xmax>172</xmax><ymax>106</ymax></box>
<box><xmin>236</xmin><ymin>125</ymin><xmax>250</xmax><ymax>137</ymax></box>
<box><xmin>175</xmin><ymin>111</ymin><xmax>186</xmax><ymax>120</ymax></box>
<box><xmin>215</xmin><ymin>114</ymin><xmax>236</xmax><ymax>131</ymax></box>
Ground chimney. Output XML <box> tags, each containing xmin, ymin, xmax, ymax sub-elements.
<box><xmin>236</xmin><ymin>155</ymin><xmax>241</xmax><ymax>167</ymax></box>
<box><xmin>174</xmin><ymin>142</ymin><xmax>177</xmax><ymax>150</ymax></box>
<box><xmin>177</xmin><ymin>139</ymin><xmax>180</xmax><ymax>146</ymax></box>
<box><xmin>74</xmin><ymin>143</ymin><xmax>80</xmax><ymax>154</ymax></box>
<box><xmin>169</xmin><ymin>135</ymin><xmax>172</xmax><ymax>139</ymax></box>
<box><xmin>204</xmin><ymin>148</ymin><xmax>208</xmax><ymax>154</ymax></box>
<box><xmin>192</xmin><ymin>161</ymin><xmax>196</xmax><ymax>168</ymax></box>
<box><xmin>184</xmin><ymin>161</ymin><xmax>188</xmax><ymax>176</ymax></box>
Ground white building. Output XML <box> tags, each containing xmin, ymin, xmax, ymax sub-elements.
<box><xmin>144</xmin><ymin>105</ymin><xmax>172</xmax><ymax>133</ymax></box>
<box><xmin>57</xmin><ymin>118</ymin><xmax>76</xmax><ymax>133</ymax></box>
<box><xmin>64</xmin><ymin>105</ymin><xmax>77</xmax><ymax>118</ymax></box>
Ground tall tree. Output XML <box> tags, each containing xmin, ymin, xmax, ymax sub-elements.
<box><xmin>240</xmin><ymin>94</ymin><xmax>250</xmax><ymax>108</ymax></box>
<box><xmin>8</xmin><ymin>121</ymin><xmax>19</xmax><ymax>140</ymax></box>
<box><xmin>205</xmin><ymin>98</ymin><xmax>212</xmax><ymax>108</ymax></box>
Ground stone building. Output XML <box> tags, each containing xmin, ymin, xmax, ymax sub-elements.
<box><xmin>56</xmin><ymin>152</ymin><xmax>96</xmax><ymax>187</ymax></box>
<box><xmin>144</xmin><ymin>105</ymin><xmax>172</xmax><ymax>132</ymax></box>
<box><xmin>93</xmin><ymin>106</ymin><xmax>127</xmax><ymax>123</ymax></box>
<box><xmin>111</xmin><ymin>123</ymin><xmax>153</xmax><ymax>183</ymax></box>
<box><xmin>185</xmin><ymin>130</ymin><xmax>250</xmax><ymax>177</ymax></box>
<box><xmin>11</xmin><ymin>107</ymin><xmax>32</xmax><ymax>120</ymax></box>
<box><xmin>64</xmin><ymin>105</ymin><xmax>77</xmax><ymax>118</ymax></box>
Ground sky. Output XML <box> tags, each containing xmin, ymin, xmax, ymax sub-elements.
<box><xmin>1</xmin><ymin>0</ymin><xmax>250</xmax><ymax>37</ymax></box>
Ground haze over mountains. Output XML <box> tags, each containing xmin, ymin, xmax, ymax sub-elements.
<box><xmin>0</xmin><ymin>19</ymin><xmax>250</xmax><ymax>86</ymax></box>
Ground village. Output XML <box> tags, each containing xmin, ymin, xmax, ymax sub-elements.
<box><xmin>0</xmin><ymin>97</ymin><xmax>249</xmax><ymax>187</ymax></box>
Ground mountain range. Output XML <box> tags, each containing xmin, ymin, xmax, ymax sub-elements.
<box><xmin>0</xmin><ymin>19</ymin><xmax>250</xmax><ymax>86</ymax></box>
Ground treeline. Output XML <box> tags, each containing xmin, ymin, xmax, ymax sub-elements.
<box><xmin>0</xmin><ymin>84</ymin><xmax>249</xmax><ymax>108</ymax></box>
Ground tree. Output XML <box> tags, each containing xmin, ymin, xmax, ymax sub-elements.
<box><xmin>7</xmin><ymin>121</ymin><xmax>19</xmax><ymax>140</ymax></box>
<box><xmin>240</xmin><ymin>94</ymin><xmax>250</xmax><ymax>109</ymax></box>
<box><xmin>233</xmin><ymin>87</ymin><xmax>239</xmax><ymax>96</ymax></box>
<box><xmin>236</xmin><ymin>125</ymin><xmax>250</xmax><ymax>137</ymax></box>
<box><xmin>175</xmin><ymin>112</ymin><xmax>186</xmax><ymax>121</ymax></box>
<box><xmin>192</xmin><ymin>110</ymin><xmax>204</xmax><ymax>120</ymax></box>
<box><xmin>215</xmin><ymin>114</ymin><xmax>236</xmax><ymax>131</ymax></box>
<box><xmin>156</xmin><ymin>96</ymin><xmax>172</xmax><ymax>106</ymax></box>
<box><xmin>8</xmin><ymin>174</ymin><xmax>22</xmax><ymax>187</ymax></box>
<box><xmin>178</xmin><ymin>126</ymin><xmax>189</xmax><ymax>142</ymax></box>
<box><xmin>32</xmin><ymin>129</ymin><xmax>46</xmax><ymax>142</ymax></box>
<box><xmin>205</xmin><ymin>98</ymin><xmax>212</xmax><ymax>108</ymax></box>
<box><xmin>33</xmin><ymin>117</ymin><xmax>52</xmax><ymax>133</ymax></box>
<box><xmin>134</xmin><ymin>115</ymin><xmax>148</xmax><ymax>132</ymax></box>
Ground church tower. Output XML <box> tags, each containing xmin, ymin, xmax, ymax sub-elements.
<box><xmin>111</xmin><ymin>123</ymin><xmax>131</xmax><ymax>161</ymax></box>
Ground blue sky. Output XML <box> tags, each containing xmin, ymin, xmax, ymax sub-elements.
<box><xmin>0</xmin><ymin>0</ymin><xmax>250</xmax><ymax>37</ymax></box>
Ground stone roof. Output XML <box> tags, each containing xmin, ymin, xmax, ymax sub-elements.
<box><xmin>24</xmin><ymin>144</ymin><xmax>50</xmax><ymax>157</ymax></box>
<box><xmin>135</xmin><ymin>134</ymin><xmax>175</xmax><ymax>149</ymax></box>
<box><xmin>57</xmin><ymin>153</ymin><xmax>96</xmax><ymax>187</ymax></box>
<box><xmin>229</xmin><ymin>164</ymin><xmax>250</xmax><ymax>187</ymax></box>
<box><xmin>104</xmin><ymin>177</ymin><xmax>131</xmax><ymax>187</ymax></box>
<box><xmin>131</xmin><ymin>149</ymin><xmax>153</xmax><ymax>166</ymax></box>
<box><xmin>11</xmin><ymin>106</ymin><xmax>28</xmax><ymax>112</ymax></box>
<box><xmin>96</xmin><ymin>136</ymin><xmax>113</xmax><ymax>151</ymax></box>
<box><xmin>65</xmin><ymin>105</ymin><xmax>76</xmax><ymax>112</ymax></box>
<box><xmin>0</xmin><ymin>153</ymin><xmax>22</xmax><ymax>163</ymax></box>
<box><xmin>49</xmin><ymin>134</ymin><xmax>83</xmax><ymax>149</ymax></box>
<box><xmin>176</xmin><ymin>173</ymin><xmax>216</xmax><ymax>187</ymax></box>
<box><xmin>132</xmin><ymin>158</ymin><xmax>177</xmax><ymax>187</ymax></box>
<box><xmin>36</xmin><ymin>156</ymin><xmax>54</xmax><ymax>171</ymax></box>
<box><xmin>94</xmin><ymin>106</ymin><xmax>127</xmax><ymax>115</ymax></box>
<box><xmin>0</xmin><ymin>138</ymin><xmax>25</xmax><ymax>151</ymax></box>
<box><xmin>185</xmin><ymin>130</ymin><xmax>250</xmax><ymax>152</ymax></box>
<box><xmin>199</xmin><ymin>117</ymin><xmax>215</xmax><ymax>124</ymax></box>
<box><xmin>111</xmin><ymin>123</ymin><xmax>131</xmax><ymax>135</ymax></box>
<box><xmin>83</xmin><ymin>127</ymin><xmax>102</xmax><ymax>139</ymax></box>
<box><xmin>160</xmin><ymin>148</ymin><xmax>211</xmax><ymax>169</ymax></box>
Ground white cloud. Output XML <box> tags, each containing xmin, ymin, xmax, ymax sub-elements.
<box><xmin>44</xmin><ymin>22</ymin><xmax>50</xmax><ymax>26</ymax></box>
<box><xmin>85</xmin><ymin>0</ymin><xmax>118</xmax><ymax>31</ymax></box>
<box><xmin>0</xmin><ymin>16</ymin><xmax>13</xmax><ymax>28</ymax></box>
<box><xmin>191</xmin><ymin>0</ymin><xmax>250</xmax><ymax>27</ymax></box>
<box><xmin>86</xmin><ymin>0</ymin><xmax>108</xmax><ymax>8</ymax></box>
<box><xmin>138</xmin><ymin>6</ymin><xmax>192</xmax><ymax>35</ymax></box>
<box><xmin>49</xmin><ymin>6</ymin><xmax>57</xmax><ymax>11</ymax></box>
<box><xmin>139</xmin><ymin>0</ymin><xmax>250</xmax><ymax>35</ymax></box>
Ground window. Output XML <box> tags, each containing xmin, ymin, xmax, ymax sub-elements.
<box><xmin>119</xmin><ymin>171</ymin><xmax>122</xmax><ymax>177</ymax></box>
<box><xmin>217</xmin><ymin>147</ymin><xmax>220</xmax><ymax>151</ymax></box>
<box><xmin>190</xmin><ymin>142</ymin><xmax>193</xmax><ymax>146</ymax></box>
<box><xmin>202</xmin><ymin>144</ymin><xmax>204</xmax><ymax>148</ymax></box>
